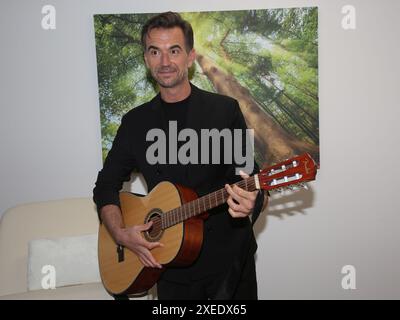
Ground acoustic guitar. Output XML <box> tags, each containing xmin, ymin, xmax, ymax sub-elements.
<box><xmin>98</xmin><ymin>153</ymin><xmax>318</xmax><ymax>296</ymax></box>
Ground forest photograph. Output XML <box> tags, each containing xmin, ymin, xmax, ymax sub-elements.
<box><xmin>94</xmin><ymin>8</ymin><xmax>319</xmax><ymax>166</ymax></box>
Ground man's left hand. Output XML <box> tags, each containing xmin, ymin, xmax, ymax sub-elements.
<box><xmin>225</xmin><ymin>170</ymin><xmax>258</xmax><ymax>218</ymax></box>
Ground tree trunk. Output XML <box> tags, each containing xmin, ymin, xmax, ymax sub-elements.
<box><xmin>196</xmin><ymin>53</ymin><xmax>319</xmax><ymax>165</ymax></box>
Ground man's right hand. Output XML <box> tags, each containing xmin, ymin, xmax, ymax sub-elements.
<box><xmin>115</xmin><ymin>222</ymin><xmax>164</xmax><ymax>269</ymax></box>
<box><xmin>100</xmin><ymin>204</ymin><xmax>163</xmax><ymax>269</ymax></box>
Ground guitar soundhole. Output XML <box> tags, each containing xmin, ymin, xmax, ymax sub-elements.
<box><xmin>144</xmin><ymin>209</ymin><xmax>164</xmax><ymax>242</ymax></box>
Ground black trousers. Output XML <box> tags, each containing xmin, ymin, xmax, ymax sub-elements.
<box><xmin>157</xmin><ymin>255</ymin><xmax>257</xmax><ymax>300</ymax></box>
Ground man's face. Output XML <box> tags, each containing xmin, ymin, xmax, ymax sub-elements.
<box><xmin>144</xmin><ymin>27</ymin><xmax>196</xmax><ymax>89</ymax></box>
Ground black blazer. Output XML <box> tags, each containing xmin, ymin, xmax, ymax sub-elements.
<box><xmin>93</xmin><ymin>84</ymin><xmax>263</xmax><ymax>296</ymax></box>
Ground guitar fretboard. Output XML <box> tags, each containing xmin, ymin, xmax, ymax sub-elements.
<box><xmin>161</xmin><ymin>175</ymin><xmax>258</xmax><ymax>229</ymax></box>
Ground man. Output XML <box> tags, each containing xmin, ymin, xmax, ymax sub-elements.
<box><xmin>93</xmin><ymin>11</ymin><xmax>266</xmax><ymax>300</ymax></box>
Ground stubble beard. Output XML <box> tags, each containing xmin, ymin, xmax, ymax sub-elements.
<box><xmin>153</xmin><ymin>65</ymin><xmax>188</xmax><ymax>89</ymax></box>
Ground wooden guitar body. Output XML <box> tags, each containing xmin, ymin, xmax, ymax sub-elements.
<box><xmin>98</xmin><ymin>181</ymin><xmax>205</xmax><ymax>295</ymax></box>
<box><xmin>98</xmin><ymin>153</ymin><xmax>318</xmax><ymax>296</ymax></box>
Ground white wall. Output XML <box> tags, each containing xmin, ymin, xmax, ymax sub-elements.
<box><xmin>1</xmin><ymin>0</ymin><xmax>399</xmax><ymax>299</ymax></box>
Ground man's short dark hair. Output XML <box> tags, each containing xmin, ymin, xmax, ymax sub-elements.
<box><xmin>141</xmin><ymin>11</ymin><xmax>194</xmax><ymax>52</ymax></box>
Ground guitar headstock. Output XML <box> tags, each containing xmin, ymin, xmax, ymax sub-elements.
<box><xmin>258</xmin><ymin>153</ymin><xmax>318</xmax><ymax>192</ymax></box>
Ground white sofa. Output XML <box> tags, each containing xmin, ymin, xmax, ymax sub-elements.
<box><xmin>0</xmin><ymin>198</ymin><xmax>153</xmax><ymax>300</ymax></box>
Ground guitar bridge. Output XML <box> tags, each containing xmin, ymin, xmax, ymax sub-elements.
<box><xmin>117</xmin><ymin>244</ymin><xmax>125</xmax><ymax>263</ymax></box>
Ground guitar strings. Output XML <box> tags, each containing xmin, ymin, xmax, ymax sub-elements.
<box><xmin>147</xmin><ymin>177</ymin><xmax>257</xmax><ymax>232</ymax></box>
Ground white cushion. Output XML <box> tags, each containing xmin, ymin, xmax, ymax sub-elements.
<box><xmin>27</xmin><ymin>233</ymin><xmax>101</xmax><ymax>291</ymax></box>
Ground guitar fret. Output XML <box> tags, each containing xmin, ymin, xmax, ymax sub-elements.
<box><xmin>184</xmin><ymin>204</ymin><xmax>187</xmax><ymax>220</ymax></box>
<box><xmin>163</xmin><ymin>176</ymin><xmax>260</xmax><ymax>229</ymax></box>
<box><xmin>167</xmin><ymin>213</ymin><xmax>170</xmax><ymax>227</ymax></box>
<box><xmin>163</xmin><ymin>178</ymin><xmax>259</xmax><ymax>228</ymax></box>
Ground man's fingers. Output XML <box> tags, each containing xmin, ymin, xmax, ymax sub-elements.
<box><xmin>227</xmin><ymin>196</ymin><xmax>251</xmax><ymax>214</ymax></box>
<box><xmin>144</xmin><ymin>251</ymin><xmax>162</xmax><ymax>269</ymax></box>
<box><xmin>227</xmin><ymin>196</ymin><xmax>241</xmax><ymax>212</ymax></box>
<box><xmin>233</xmin><ymin>184</ymin><xmax>257</xmax><ymax>201</ymax></box>
<box><xmin>225</xmin><ymin>184</ymin><xmax>240</xmax><ymax>203</ymax></box>
<box><xmin>138</xmin><ymin>255</ymin><xmax>152</xmax><ymax>268</ymax></box>
<box><xmin>239</xmin><ymin>170</ymin><xmax>250</xmax><ymax>179</ymax></box>
<box><xmin>138</xmin><ymin>248</ymin><xmax>162</xmax><ymax>269</ymax></box>
<box><xmin>228</xmin><ymin>207</ymin><xmax>247</xmax><ymax>218</ymax></box>
<box><xmin>225</xmin><ymin>184</ymin><xmax>256</xmax><ymax>202</ymax></box>
<box><xmin>136</xmin><ymin>221</ymin><xmax>153</xmax><ymax>232</ymax></box>
<box><xmin>226</xmin><ymin>186</ymin><xmax>253</xmax><ymax>211</ymax></box>
<box><xmin>138</xmin><ymin>241</ymin><xmax>163</xmax><ymax>268</ymax></box>
<box><xmin>147</xmin><ymin>241</ymin><xmax>164</xmax><ymax>250</ymax></box>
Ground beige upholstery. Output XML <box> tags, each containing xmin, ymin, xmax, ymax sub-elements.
<box><xmin>0</xmin><ymin>282</ymin><xmax>113</xmax><ymax>300</ymax></box>
<box><xmin>0</xmin><ymin>198</ymin><xmax>111</xmax><ymax>299</ymax></box>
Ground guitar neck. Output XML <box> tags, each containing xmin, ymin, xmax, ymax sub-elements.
<box><xmin>161</xmin><ymin>175</ymin><xmax>260</xmax><ymax>229</ymax></box>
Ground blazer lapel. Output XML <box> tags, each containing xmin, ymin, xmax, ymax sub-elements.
<box><xmin>149</xmin><ymin>92</ymin><xmax>167</xmax><ymax>130</ymax></box>
<box><xmin>185</xmin><ymin>84</ymin><xmax>206</xmax><ymax>132</ymax></box>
